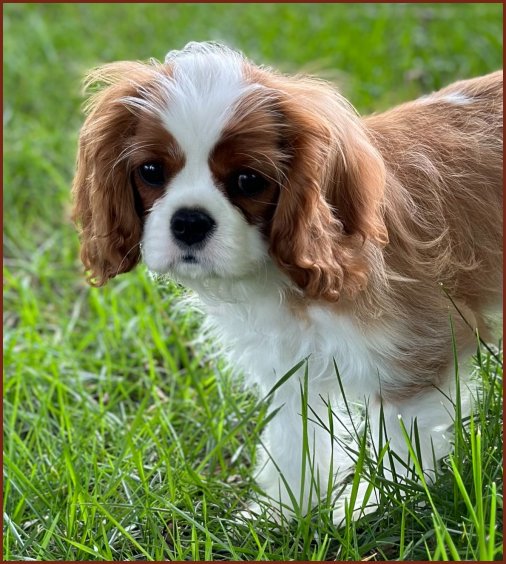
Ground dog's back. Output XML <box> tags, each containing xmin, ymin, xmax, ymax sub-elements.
<box><xmin>365</xmin><ymin>71</ymin><xmax>503</xmax><ymax>319</ymax></box>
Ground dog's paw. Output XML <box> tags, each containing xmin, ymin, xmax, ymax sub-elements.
<box><xmin>236</xmin><ymin>501</ymin><xmax>266</xmax><ymax>521</ymax></box>
<box><xmin>235</xmin><ymin>499</ymin><xmax>292</xmax><ymax>527</ymax></box>
<box><xmin>332</xmin><ymin>480</ymin><xmax>380</xmax><ymax>526</ymax></box>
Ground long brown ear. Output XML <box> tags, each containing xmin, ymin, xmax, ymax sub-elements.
<box><xmin>72</xmin><ymin>62</ymin><xmax>158</xmax><ymax>286</ymax></box>
<box><xmin>260</xmin><ymin>72</ymin><xmax>388</xmax><ymax>301</ymax></box>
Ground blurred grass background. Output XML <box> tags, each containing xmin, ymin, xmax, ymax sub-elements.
<box><xmin>3</xmin><ymin>2</ymin><xmax>503</xmax><ymax>561</ymax></box>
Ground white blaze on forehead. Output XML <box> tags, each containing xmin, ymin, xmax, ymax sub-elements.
<box><xmin>139</xmin><ymin>44</ymin><xmax>270</xmax><ymax>280</ymax></box>
<box><xmin>160</xmin><ymin>42</ymin><xmax>251</xmax><ymax>158</ymax></box>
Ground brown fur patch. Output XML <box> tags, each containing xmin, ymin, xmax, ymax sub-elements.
<box><xmin>209</xmin><ymin>90</ymin><xmax>288</xmax><ymax>231</ymax></box>
<box><xmin>130</xmin><ymin>119</ymin><xmax>185</xmax><ymax>214</ymax></box>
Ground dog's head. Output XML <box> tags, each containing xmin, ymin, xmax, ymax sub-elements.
<box><xmin>72</xmin><ymin>42</ymin><xmax>387</xmax><ymax>301</ymax></box>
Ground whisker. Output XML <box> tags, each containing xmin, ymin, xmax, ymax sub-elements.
<box><xmin>115</xmin><ymin>241</ymin><xmax>142</xmax><ymax>276</ymax></box>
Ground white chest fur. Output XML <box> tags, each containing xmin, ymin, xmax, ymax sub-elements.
<box><xmin>189</xmin><ymin>275</ymin><xmax>387</xmax><ymax>401</ymax></box>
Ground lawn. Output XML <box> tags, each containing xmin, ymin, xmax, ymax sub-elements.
<box><xmin>3</xmin><ymin>2</ymin><xmax>503</xmax><ymax>561</ymax></box>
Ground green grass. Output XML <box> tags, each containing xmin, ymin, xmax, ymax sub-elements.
<box><xmin>3</xmin><ymin>2</ymin><xmax>503</xmax><ymax>560</ymax></box>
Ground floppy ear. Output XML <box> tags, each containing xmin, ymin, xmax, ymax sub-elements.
<box><xmin>72</xmin><ymin>62</ymin><xmax>156</xmax><ymax>286</ymax></box>
<box><xmin>264</xmin><ymin>73</ymin><xmax>388</xmax><ymax>301</ymax></box>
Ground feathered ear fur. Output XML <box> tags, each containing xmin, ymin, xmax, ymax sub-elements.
<box><xmin>72</xmin><ymin>62</ymin><xmax>159</xmax><ymax>286</ymax></box>
<box><xmin>258</xmin><ymin>71</ymin><xmax>388</xmax><ymax>301</ymax></box>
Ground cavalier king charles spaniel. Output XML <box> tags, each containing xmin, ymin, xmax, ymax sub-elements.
<box><xmin>72</xmin><ymin>42</ymin><xmax>502</xmax><ymax>523</ymax></box>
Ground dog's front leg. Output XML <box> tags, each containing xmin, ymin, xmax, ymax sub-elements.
<box><xmin>246</xmin><ymin>388</ymin><xmax>357</xmax><ymax>522</ymax></box>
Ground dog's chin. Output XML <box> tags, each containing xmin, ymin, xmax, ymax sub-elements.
<box><xmin>172</xmin><ymin>255</ymin><xmax>217</xmax><ymax>280</ymax></box>
<box><xmin>148</xmin><ymin>253</ymin><xmax>263</xmax><ymax>284</ymax></box>
<box><xmin>145</xmin><ymin>255</ymin><xmax>214</xmax><ymax>281</ymax></box>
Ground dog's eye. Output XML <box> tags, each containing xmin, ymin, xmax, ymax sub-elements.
<box><xmin>232</xmin><ymin>171</ymin><xmax>268</xmax><ymax>197</ymax></box>
<box><xmin>138</xmin><ymin>162</ymin><xmax>166</xmax><ymax>188</ymax></box>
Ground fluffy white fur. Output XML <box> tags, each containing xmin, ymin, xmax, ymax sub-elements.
<box><xmin>183</xmin><ymin>272</ymin><xmax>471</xmax><ymax>522</ymax></box>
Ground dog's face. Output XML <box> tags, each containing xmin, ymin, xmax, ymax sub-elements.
<box><xmin>137</xmin><ymin>46</ymin><xmax>286</xmax><ymax>282</ymax></box>
<box><xmin>72</xmin><ymin>42</ymin><xmax>387</xmax><ymax>300</ymax></box>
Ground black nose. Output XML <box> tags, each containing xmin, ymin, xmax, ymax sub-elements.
<box><xmin>170</xmin><ymin>208</ymin><xmax>216</xmax><ymax>247</ymax></box>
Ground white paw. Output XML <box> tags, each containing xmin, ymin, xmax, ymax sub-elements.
<box><xmin>332</xmin><ymin>480</ymin><xmax>380</xmax><ymax>526</ymax></box>
<box><xmin>236</xmin><ymin>501</ymin><xmax>267</xmax><ymax>520</ymax></box>
<box><xmin>236</xmin><ymin>498</ymin><xmax>293</xmax><ymax>526</ymax></box>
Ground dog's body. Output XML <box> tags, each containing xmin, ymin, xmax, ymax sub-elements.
<box><xmin>72</xmin><ymin>42</ymin><xmax>502</xmax><ymax>522</ymax></box>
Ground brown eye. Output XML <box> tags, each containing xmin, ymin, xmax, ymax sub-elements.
<box><xmin>230</xmin><ymin>170</ymin><xmax>268</xmax><ymax>197</ymax></box>
<box><xmin>138</xmin><ymin>162</ymin><xmax>166</xmax><ymax>188</ymax></box>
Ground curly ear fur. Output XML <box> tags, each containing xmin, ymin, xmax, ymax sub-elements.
<box><xmin>72</xmin><ymin>62</ymin><xmax>160</xmax><ymax>286</ymax></box>
<box><xmin>259</xmin><ymin>72</ymin><xmax>388</xmax><ymax>301</ymax></box>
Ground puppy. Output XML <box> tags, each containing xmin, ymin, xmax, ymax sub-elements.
<box><xmin>72</xmin><ymin>42</ymin><xmax>503</xmax><ymax>523</ymax></box>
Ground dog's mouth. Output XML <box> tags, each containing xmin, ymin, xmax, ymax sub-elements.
<box><xmin>181</xmin><ymin>254</ymin><xmax>198</xmax><ymax>264</ymax></box>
